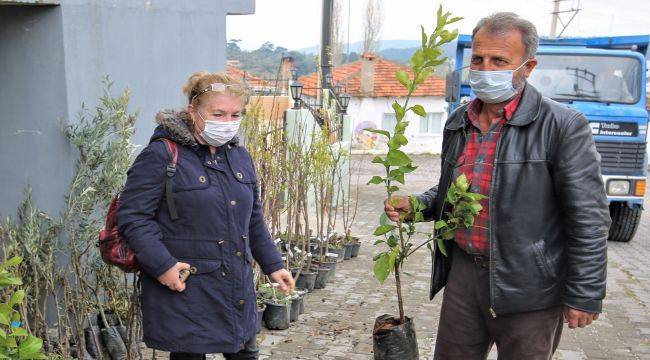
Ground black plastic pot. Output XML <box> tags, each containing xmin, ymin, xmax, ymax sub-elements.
<box><xmin>332</xmin><ymin>247</ymin><xmax>346</xmax><ymax>262</ymax></box>
<box><xmin>100</xmin><ymin>326</ymin><xmax>128</xmax><ymax>360</ymax></box>
<box><xmin>83</xmin><ymin>325</ymin><xmax>102</xmax><ymax>359</ymax></box>
<box><xmin>295</xmin><ymin>271</ymin><xmax>317</xmax><ymax>292</ymax></box>
<box><xmin>290</xmin><ymin>294</ymin><xmax>303</xmax><ymax>322</ymax></box>
<box><xmin>372</xmin><ymin>315</ymin><xmax>418</xmax><ymax>360</ymax></box>
<box><xmin>313</xmin><ymin>265</ymin><xmax>330</xmax><ymax>289</ymax></box>
<box><xmin>343</xmin><ymin>244</ymin><xmax>354</xmax><ymax>260</ymax></box>
<box><xmin>297</xmin><ymin>288</ymin><xmax>307</xmax><ymax>314</ymax></box>
<box><xmin>351</xmin><ymin>243</ymin><xmax>361</xmax><ymax>257</ymax></box>
<box><xmin>314</xmin><ymin>260</ymin><xmax>337</xmax><ymax>281</ymax></box>
<box><xmin>257</xmin><ymin>304</ymin><xmax>266</xmax><ymax>333</ymax></box>
<box><xmin>263</xmin><ymin>302</ymin><xmax>290</xmax><ymax>330</ymax></box>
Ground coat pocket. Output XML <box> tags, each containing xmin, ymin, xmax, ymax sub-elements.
<box><xmin>179</xmin><ymin>258</ymin><xmax>226</xmax><ymax>317</ymax></box>
<box><xmin>532</xmin><ymin>240</ymin><xmax>557</xmax><ymax>280</ymax></box>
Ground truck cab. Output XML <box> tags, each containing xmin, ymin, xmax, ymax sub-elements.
<box><xmin>446</xmin><ymin>35</ymin><xmax>649</xmax><ymax>242</ymax></box>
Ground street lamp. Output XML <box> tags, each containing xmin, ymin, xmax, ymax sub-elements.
<box><xmin>333</xmin><ymin>83</ymin><xmax>342</xmax><ymax>96</ymax></box>
<box><xmin>339</xmin><ymin>93</ymin><xmax>351</xmax><ymax>114</ymax></box>
<box><xmin>290</xmin><ymin>80</ymin><xmax>303</xmax><ymax>109</ymax></box>
<box><xmin>290</xmin><ymin>68</ymin><xmax>297</xmax><ymax>81</ymax></box>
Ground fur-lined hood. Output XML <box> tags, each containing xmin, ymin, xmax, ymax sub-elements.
<box><xmin>152</xmin><ymin>108</ymin><xmax>238</xmax><ymax>147</ymax></box>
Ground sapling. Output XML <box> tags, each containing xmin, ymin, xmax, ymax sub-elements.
<box><xmin>365</xmin><ymin>7</ymin><xmax>485</xmax><ymax>326</ymax></box>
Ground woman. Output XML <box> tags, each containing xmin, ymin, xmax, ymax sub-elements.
<box><xmin>118</xmin><ymin>71</ymin><xmax>294</xmax><ymax>360</ymax></box>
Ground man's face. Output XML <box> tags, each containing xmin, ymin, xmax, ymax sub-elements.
<box><xmin>471</xmin><ymin>27</ymin><xmax>537</xmax><ymax>90</ymax></box>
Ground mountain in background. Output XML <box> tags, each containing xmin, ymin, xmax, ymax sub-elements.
<box><xmin>227</xmin><ymin>39</ymin><xmax>458</xmax><ymax>78</ymax></box>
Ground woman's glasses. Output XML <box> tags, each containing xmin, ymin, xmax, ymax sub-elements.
<box><xmin>191</xmin><ymin>83</ymin><xmax>245</xmax><ymax>103</ymax></box>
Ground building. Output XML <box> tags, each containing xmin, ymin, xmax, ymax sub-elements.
<box><xmin>0</xmin><ymin>0</ymin><xmax>255</xmax><ymax>217</ymax></box>
<box><xmin>299</xmin><ymin>53</ymin><xmax>448</xmax><ymax>154</ymax></box>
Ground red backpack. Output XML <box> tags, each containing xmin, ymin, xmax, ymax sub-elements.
<box><xmin>98</xmin><ymin>138</ymin><xmax>179</xmax><ymax>273</ymax></box>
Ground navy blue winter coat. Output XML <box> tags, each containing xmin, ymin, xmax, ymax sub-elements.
<box><xmin>117</xmin><ymin>109</ymin><xmax>283</xmax><ymax>354</ymax></box>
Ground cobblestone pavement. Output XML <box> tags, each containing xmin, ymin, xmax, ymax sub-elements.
<box><xmin>248</xmin><ymin>154</ymin><xmax>650</xmax><ymax>360</ymax></box>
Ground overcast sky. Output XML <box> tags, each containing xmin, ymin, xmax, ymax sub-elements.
<box><xmin>227</xmin><ymin>0</ymin><xmax>650</xmax><ymax>51</ymax></box>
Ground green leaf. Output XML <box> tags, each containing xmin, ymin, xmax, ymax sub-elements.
<box><xmin>411</xmin><ymin>49</ymin><xmax>425</xmax><ymax>68</ymax></box>
<box><xmin>374</xmin><ymin>240</ymin><xmax>385</xmax><ymax>246</ymax></box>
<box><xmin>441</xmin><ymin>229</ymin><xmax>455</xmax><ymax>240</ymax></box>
<box><xmin>387</xmin><ymin>235</ymin><xmax>398</xmax><ymax>247</ymax></box>
<box><xmin>434</xmin><ymin>220</ymin><xmax>447</xmax><ymax>230</ymax></box>
<box><xmin>470</xmin><ymin>202</ymin><xmax>483</xmax><ymax>214</ymax></box>
<box><xmin>367</xmin><ymin>176</ymin><xmax>384</xmax><ymax>185</ymax></box>
<box><xmin>379</xmin><ymin>212</ymin><xmax>390</xmax><ymax>226</ymax></box>
<box><xmin>388</xmin><ymin>169</ymin><xmax>405</xmax><ymax>184</ymax></box>
<box><xmin>412</xmin><ymin>105</ymin><xmax>426</xmax><ymax>117</ymax></box>
<box><xmin>394</xmin><ymin>134</ymin><xmax>408</xmax><ymax>146</ymax></box>
<box><xmin>373</xmin><ymin>253</ymin><xmax>391</xmax><ymax>284</ymax></box>
<box><xmin>395</xmin><ymin>120</ymin><xmax>409</xmax><ymax>134</ymax></box>
<box><xmin>373</xmin><ymin>225</ymin><xmax>396</xmax><ymax>236</ymax></box>
<box><xmin>9</xmin><ymin>328</ymin><xmax>27</xmax><ymax>337</ymax></box>
<box><xmin>399</xmin><ymin>164</ymin><xmax>417</xmax><ymax>174</ymax></box>
<box><xmin>18</xmin><ymin>335</ymin><xmax>42</xmax><ymax>358</ymax></box>
<box><xmin>9</xmin><ymin>291</ymin><xmax>24</xmax><ymax>308</ymax></box>
<box><xmin>365</xmin><ymin>128</ymin><xmax>391</xmax><ymax>139</ymax></box>
<box><xmin>392</xmin><ymin>102</ymin><xmax>405</xmax><ymax>121</ymax></box>
<box><xmin>371</xmin><ymin>156</ymin><xmax>386</xmax><ymax>165</ymax></box>
<box><xmin>388</xmin><ymin>247</ymin><xmax>399</xmax><ymax>269</ymax></box>
<box><xmin>388</xmin><ymin>185</ymin><xmax>400</xmax><ymax>193</ymax></box>
<box><xmin>437</xmin><ymin>238</ymin><xmax>448</xmax><ymax>257</ymax></box>
<box><xmin>396</xmin><ymin>70</ymin><xmax>410</xmax><ymax>88</ymax></box>
<box><xmin>455</xmin><ymin>173</ymin><xmax>469</xmax><ymax>192</ymax></box>
<box><xmin>420</xmin><ymin>25</ymin><xmax>427</xmax><ymax>48</ymax></box>
<box><xmin>386</xmin><ymin>150</ymin><xmax>411</xmax><ymax>167</ymax></box>
<box><xmin>4</xmin><ymin>257</ymin><xmax>22</xmax><ymax>268</ymax></box>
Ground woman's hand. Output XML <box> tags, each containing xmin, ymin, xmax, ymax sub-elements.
<box><xmin>269</xmin><ymin>269</ymin><xmax>295</xmax><ymax>295</ymax></box>
<box><xmin>157</xmin><ymin>262</ymin><xmax>191</xmax><ymax>292</ymax></box>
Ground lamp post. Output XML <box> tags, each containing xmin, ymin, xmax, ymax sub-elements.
<box><xmin>290</xmin><ymin>81</ymin><xmax>303</xmax><ymax>109</ymax></box>
<box><xmin>339</xmin><ymin>93</ymin><xmax>350</xmax><ymax>114</ymax></box>
<box><xmin>333</xmin><ymin>83</ymin><xmax>342</xmax><ymax>96</ymax></box>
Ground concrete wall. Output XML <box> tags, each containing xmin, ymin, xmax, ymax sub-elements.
<box><xmin>0</xmin><ymin>0</ymin><xmax>255</xmax><ymax>218</ymax></box>
<box><xmin>346</xmin><ymin>96</ymin><xmax>449</xmax><ymax>154</ymax></box>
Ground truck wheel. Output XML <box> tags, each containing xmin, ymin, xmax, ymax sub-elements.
<box><xmin>608</xmin><ymin>203</ymin><xmax>642</xmax><ymax>242</ymax></box>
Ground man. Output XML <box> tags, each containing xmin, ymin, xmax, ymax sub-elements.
<box><xmin>385</xmin><ymin>12</ymin><xmax>610</xmax><ymax>359</ymax></box>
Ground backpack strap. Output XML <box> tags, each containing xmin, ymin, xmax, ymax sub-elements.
<box><xmin>159</xmin><ymin>138</ymin><xmax>179</xmax><ymax>220</ymax></box>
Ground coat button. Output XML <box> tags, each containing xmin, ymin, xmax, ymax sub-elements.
<box><xmin>241</xmin><ymin>235</ymin><xmax>247</xmax><ymax>241</ymax></box>
<box><xmin>207</xmin><ymin>160</ymin><xmax>212</xmax><ymax>165</ymax></box>
<box><xmin>236</xmin><ymin>172</ymin><xmax>243</xmax><ymax>179</ymax></box>
<box><xmin>230</xmin><ymin>200</ymin><xmax>237</xmax><ymax>206</ymax></box>
<box><xmin>236</xmin><ymin>251</ymin><xmax>242</xmax><ymax>257</ymax></box>
<box><xmin>239</xmin><ymin>299</ymin><xmax>245</xmax><ymax>305</ymax></box>
<box><xmin>199</xmin><ymin>176</ymin><xmax>206</xmax><ymax>183</ymax></box>
<box><xmin>222</xmin><ymin>271</ymin><xmax>226</xmax><ymax>277</ymax></box>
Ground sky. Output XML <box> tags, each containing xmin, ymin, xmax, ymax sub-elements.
<box><xmin>227</xmin><ymin>0</ymin><xmax>650</xmax><ymax>51</ymax></box>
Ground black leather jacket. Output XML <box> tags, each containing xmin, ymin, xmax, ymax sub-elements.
<box><xmin>418</xmin><ymin>83</ymin><xmax>610</xmax><ymax>315</ymax></box>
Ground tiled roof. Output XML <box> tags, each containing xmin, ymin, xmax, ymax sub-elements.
<box><xmin>226</xmin><ymin>65</ymin><xmax>267</xmax><ymax>88</ymax></box>
<box><xmin>298</xmin><ymin>55</ymin><xmax>445</xmax><ymax>98</ymax></box>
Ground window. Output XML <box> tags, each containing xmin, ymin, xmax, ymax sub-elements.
<box><xmin>382</xmin><ymin>113</ymin><xmax>397</xmax><ymax>131</ymax></box>
<box><xmin>419</xmin><ymin>112</ymin><xmax>444</xmax><ymax>134</ymax></box>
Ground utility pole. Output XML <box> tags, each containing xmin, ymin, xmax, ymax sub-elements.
<box><xmin>550</xmin><ymin>0</ymin><xmax>581</xmax><ymax>38</ymax></box>
<box><xmin>321</xmin><ymin>0</ymin><xmax>334</xmax><ymax>91</ymax></box>
<box><xmin>550</xmin><ymin>0</ymin><xmax>561</xmax><ymax>37</ymax></box>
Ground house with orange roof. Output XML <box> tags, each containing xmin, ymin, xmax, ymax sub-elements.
<box><xmin>299</xmin><ymin>53</ymin><xmax>448</xmax><ymax>153</ymax></box>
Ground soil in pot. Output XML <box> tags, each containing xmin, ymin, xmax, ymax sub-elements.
<box><xmin>263</xmin><ymin>302</ymin><xmax>291</xmax><ymax>330</ymax></box>
<box><xmin>257</xmin><ymin>304</ymin><xmax>266</xmax><ymax>333</ymax></box>
<box><xmin>295</xmin><ymin>270</ymin><xmax>317</xmax><ymax>292</ymax></box>
<box><xmin>372</xmin><ymin>314</ymin><xmax>418</xmax><ymax>360</ymax></box>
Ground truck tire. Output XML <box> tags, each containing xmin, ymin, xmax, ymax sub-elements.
<box><xmin>608</xmin><ymin>202</ymin><xmax>642</xmax><ymax>242</ymax></box>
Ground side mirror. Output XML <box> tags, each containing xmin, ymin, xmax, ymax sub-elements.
<box><xmin>445</xmin><ymin>70</ymin><xmax>459</xmax><ymax>103</ymax></box>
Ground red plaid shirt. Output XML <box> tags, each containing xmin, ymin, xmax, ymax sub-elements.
<box><xmin>453</xmin><ymin>94</ymin><xmax>522</xmax><ymax>256</ymax></box>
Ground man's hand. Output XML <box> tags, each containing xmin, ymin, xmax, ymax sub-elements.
<box><xmin>157</xmin><ymin>262</ymin><xmax>191</xmax><ymax>292</ymax></box>
<box><xmin>269</xmin><ymin>269</ymin><xmax>295</xmax><ymax>295</ymax></box>
<box><xmin>384</xmin><ymin>195</ymin><xmax>413</xmax><ymax>222</ymax></box>
<box><xmin>563</xmin><ymin>306</ymin><xmax>599</xmax><ymax>329</ymax></box>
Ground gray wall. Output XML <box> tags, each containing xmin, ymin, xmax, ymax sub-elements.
<box><xmin>0</xmin><ymin>0</ymin><xmax>254</xmax><ymax>218</ymax></box>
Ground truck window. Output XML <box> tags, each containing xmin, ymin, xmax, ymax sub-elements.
<box><xmin>528</xmin><ymin>55</ymin><xmax>641</xmax><ymax>104</ymax></box>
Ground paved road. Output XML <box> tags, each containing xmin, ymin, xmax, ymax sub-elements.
<box><xmin>254</xmin><ymin>154</ymin><xmax>650</xmax><ymax>360</ymax></box>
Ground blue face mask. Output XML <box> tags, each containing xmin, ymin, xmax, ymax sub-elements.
<box><xmin>469</xmin><ymin>60</ymin><xmax>529</xmax><ymax>104</ymax></box>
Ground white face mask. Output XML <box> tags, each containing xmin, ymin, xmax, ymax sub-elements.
<box><xmin>468</xmin><ymin>60</ymin><xmax>529</xmax><ymax>104</ymax></box>
<box><xmin>197</xmin><ymin>112</ymin><xmax>241</xmax><ymax>147</ymax></box>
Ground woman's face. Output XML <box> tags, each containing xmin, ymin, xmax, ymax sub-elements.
<box><xmin>189</xmin><ymin>92</ymin><xmax>244</xmax><ymax>137</ymax></box>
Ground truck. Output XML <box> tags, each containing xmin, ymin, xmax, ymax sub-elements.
<box><xmin>445</xmin><ymin>34</ymin><xmax>649</xmax><ymax>242</ymax></box>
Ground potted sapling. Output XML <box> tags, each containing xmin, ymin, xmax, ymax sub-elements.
<box><xmin>363</xmin><ymin>8</ymin><xmax>484</xmax><ymax>360</ymax></box>
<box><xmin>259</xmin><ymin>282</ymin><xmax>291</xmax><ymax>330</ymax></box>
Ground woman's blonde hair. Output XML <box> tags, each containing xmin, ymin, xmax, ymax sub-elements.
<box><xmin>182</xmin><ymin>71</ymin><xmax>249</xmax><ymax>107</ymax></box>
